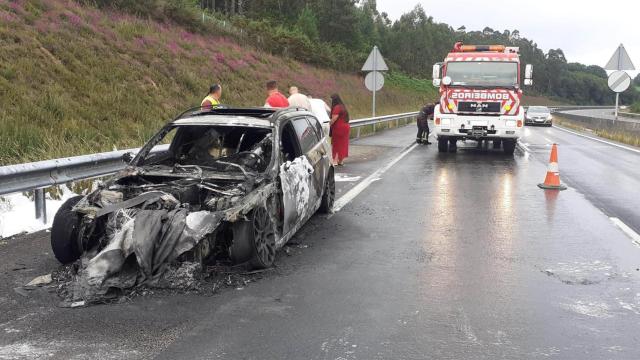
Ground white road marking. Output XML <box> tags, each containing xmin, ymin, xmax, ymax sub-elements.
<box><xmin>552</xmin><ymin>125</ymin><xmax>640</xmax><ymax>154</ymax></box>
<box><xmin>334</xmin><ymin>174</ymin><xmax>362</xmax><ymax>182</ymax></box>
<box><xmin>332</xmin><ymin>143</ymin><xmax>418</xmax><ymax>214</ymax></box>
<box><xmin>610</xmin><ymin>217</ymin><xmax>640</xmax><ymax>248</ymax></box>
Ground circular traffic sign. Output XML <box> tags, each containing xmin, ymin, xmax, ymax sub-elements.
<box><xmin>608</xmin><ymin>70</ymin><xmax>631</xmax><ymax>93</ymax></box>
<box><xmin>365</xmin><ymin>71</ymin><xmax>384</xmax><ymax>92</ymax></box>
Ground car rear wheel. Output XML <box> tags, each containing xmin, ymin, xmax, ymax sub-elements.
<box><xmin>51</xmin><ymin>196</ymin><xmax>83</xmax><ymax>264</ymax></box>
<box><xmin>230</xmin><ymin>206</ymin><xmax>276</xmax><ymax>269</ymax></box>
<box><xmin>319</xmin><ymin>169</ymin><xmax>335</xmax><ymax>214</ymax></box>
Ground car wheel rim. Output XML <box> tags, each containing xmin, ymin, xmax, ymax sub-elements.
<box><xmin>253</xmin><ymin>207</ymin><xmax>275</xmax><ymax>266</ymax></box>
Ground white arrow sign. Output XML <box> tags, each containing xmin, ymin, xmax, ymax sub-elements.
<box><xmin>605</xmin><ymin>44</ymin><xmax>635</xmax><ymax>71</ymax></box>
<box><xmin>362</xmin><ymin>46</ymin><xmax>388</xmax><ymax>117</ymax></box>
<box><xmin>607</xmin><ymin>70</ymin><xmax>632</xmax><ymax>121</ymax></box>
<box><xmin>362</xmin><ymin>46</ymin><xmax>388</xmax><ymax>72</ymax></box>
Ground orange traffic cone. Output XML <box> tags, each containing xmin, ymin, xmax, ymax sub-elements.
<box><xmin>538</xmin><ymin>144</ymin><xmax>567</xmax><ymax>190</ymax></box>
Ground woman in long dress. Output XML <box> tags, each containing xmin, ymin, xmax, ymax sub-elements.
<box><xmin>329</xmin><ymin>94</ymin><xmax>350</xmax><ymax>166</ymax></box>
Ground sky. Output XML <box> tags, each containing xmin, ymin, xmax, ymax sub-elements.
<box><xmin>376</xmin><ymin>0</ymin><xmax>640</xmax><ymax>69</ymax></box>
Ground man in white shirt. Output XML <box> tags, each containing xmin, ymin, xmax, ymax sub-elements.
<box><xmin>287</xmin><ymin>86</ymin><xmax>312</xmax><ymax>111</ymax></box>
<box><xmin>308</xmin><ymin>96</ymin><xmax>331</xmax><ymax>137</ymax></box>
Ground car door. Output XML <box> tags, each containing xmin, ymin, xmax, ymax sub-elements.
<box><xmin>279</xmin><ymin>117</ymin><xmax>324</xmax><ymax>237</ymax></box>
<box><xmin>305</xmin><ymin>115</ymin><xmax>330</xmax><ymax>191</ymax></box>
<box><xmin>291</xmin><ymin>116</ymin><xmax>325</xmax><ymax>200</ymax></box>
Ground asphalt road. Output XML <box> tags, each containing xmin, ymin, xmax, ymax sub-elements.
<box><xmin>521</xmin><ymin>125</ymin><xmax>640</xmax><ymax>234</ymax></box>
<box><xmin>2</xmin><ymin>124</ymin><xmax>640</xmax><ymax>359</ymax></box>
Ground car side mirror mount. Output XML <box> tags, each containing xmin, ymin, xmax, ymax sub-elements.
<box><xmin>122</xmin><ymin>152</ymin><xmax>135</xmax><ymax>164</ymax></box>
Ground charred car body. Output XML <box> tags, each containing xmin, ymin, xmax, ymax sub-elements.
<box><xmin>51</xmin><ymin>107</ymin><xmax>335</xmax><ymax>297</ymax></box>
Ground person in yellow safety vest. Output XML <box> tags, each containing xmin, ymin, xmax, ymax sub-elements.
<box><xmin>201</xmin><ymin>84</ymin><xmax>222</xmax><ymax>109</ymax></box>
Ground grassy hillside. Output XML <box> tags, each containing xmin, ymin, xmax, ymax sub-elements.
<box><xmin>0</xmin><ymin>0</ymin><xmax>434</xmax><ymax>165</ymax></box>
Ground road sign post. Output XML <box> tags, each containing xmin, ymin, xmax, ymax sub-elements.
<box><xmin>604</xmin><ymin>44</ymin><xmax>635</xmax><ymax>122</ymax></box>
<box><xmin>607</xmin><ymin>70</ymin><xmax>632</xmax><ymax>121</ymax></box>
<box><xmin>373</xmin><ymin>52</ymin><xmax>377</xmax><ymax>119</ymax></box>
<box><xmin>362</xmin><ymin>46</ymin><xmax>388</xmax><ymax>118</ymax></box>
<box><xmin>364</xmin><ymin>72</ymin><xmax>384</xmax><ymax>119</ymax></box>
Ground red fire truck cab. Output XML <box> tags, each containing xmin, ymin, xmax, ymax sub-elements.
<box><xmin>432</xmin><ymin>42</ymin><xmax>533</xmax><ymax>155</ymax></box>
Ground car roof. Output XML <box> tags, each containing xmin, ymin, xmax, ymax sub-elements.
<box><xmin>174</xmin><ymin>115</ymin><xmax>274</xmax><ymax>128</ymax></box>
<box><xmin>171</xmin><ymin>106</ymin><xmax>314</xmax><ymax>128</ymax></box>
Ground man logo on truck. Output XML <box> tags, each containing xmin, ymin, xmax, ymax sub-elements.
<box><xmin>431</xmin><ymin>42</ymin><xmax>534</xmax><ymax>155</ymax></box>
<box><xmin>450</xmin><ymin>92</ymin><xmax>511</xmax><ymax>101</ymax></box>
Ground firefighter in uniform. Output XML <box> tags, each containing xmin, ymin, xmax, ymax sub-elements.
<box><xmin>201</xmin><ymin>84</ymin><xmax>222</xmax><ymax>109</ymax></box>
<box><xmin>416</xmin><ymin>102</ymin><xmax>435</xmax><ymax>144</ymax></box>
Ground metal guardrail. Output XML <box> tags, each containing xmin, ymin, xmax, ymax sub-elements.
<box><xmin>619</xmin><ymin>112</ymin><xmax>640</xmax><ymax>120</ymax></box>
<box><xmin>0</xmin><ymin>112</ymin><xmax>418</xmax><ymax>224</ymax></box>
<box><xmin>349</xmin><ymin>112</ymin><xmax>419</xmax><ymax>138</ymax></box>
<box><xmin>547</xmin><ymin>105</ymin><xmax>614</xmax><ymax>113</ymax></box>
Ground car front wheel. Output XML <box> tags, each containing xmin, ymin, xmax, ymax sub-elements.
<box><xmin>51</xmin><ymin>196</ymin><xmax>83</xmax><ymax>264</ymax></box>
<box><xmin>230</xmin><ymin>205</ymin><xmax>276</xmax><ymax>269</ymax></box>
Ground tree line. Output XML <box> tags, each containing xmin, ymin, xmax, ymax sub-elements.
<box><xmin>88</xmin><ymin>0</ymin><xmax>640</xmax><ymax>105</ymax></box>
<box><xmin>205</xmin><ymin>0</ymin><xmax>638</xmax><ymax>105</ymax></box>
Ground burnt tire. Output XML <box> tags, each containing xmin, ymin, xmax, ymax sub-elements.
<box><xmin>503</xmin><ymin>140</ymin><xmax>516</xmax><ymax>155</ymax></box>
<box><xmin>319</xmin><ymin>169</ymin><xmax>335</xmax><ymax>214</ymax></box>
<box><xmin>230</xmin><ymin>206</ymin><xmax>276</xmax><ymax>269</ymax></box>
<box><xmin>50</xmin><ymin>196</ymin><xmax>83</xmax><ymax>264</ymax></box>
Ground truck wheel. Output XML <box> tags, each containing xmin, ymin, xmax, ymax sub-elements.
<box><xmin>437</xmin><ymin>138</ymin><xmax>448</xmax><ymax>153</ymax></box>
<box><xmin>230</xmin><ymin>205</ymin><xmax>276</xmax><ymax>269</ymax></box>
<box><xmin>448</xmin><ymin>139</ymin><xmax>457</xmax><ymax>153</ymax></box>
<box><xmin>493</xmin><ymin>140</ymin><xmax>502</xmax><ymax>149</ymax></box>
<box><xmin>319</xmin><ymin>169</ymin><xmax>335</xmax><ymax>214</ymax></box>
<box><xmin>51</xmin><ymin>196</ymin><xmax>83</xmax><ymax>264</ymax></box>
<box><xmin>503</xmin><ymin>140</ymin><xmax>516</xmax><ymax>155</ymax></box>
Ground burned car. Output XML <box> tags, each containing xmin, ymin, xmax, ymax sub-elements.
<box><xmin>50</xmin><ymin>107</ymin><xmax>335</xmax><ymax>297</ymax></box>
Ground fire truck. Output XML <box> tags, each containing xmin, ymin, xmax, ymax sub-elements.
<box><xmin>431</xmin><ymin>42</ymin><xmax>533</xmax><ymax>155</ymax></box>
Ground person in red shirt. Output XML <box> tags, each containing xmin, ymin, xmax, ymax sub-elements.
<box><xmin>264</xmin><ymin>80</ymin><xmax>290</xmax><ymax>108</ymax></box>
<box><xmin>330</xmin><ymin>93</ymin><xmax>350</xmax><ymax>166</ymax></box>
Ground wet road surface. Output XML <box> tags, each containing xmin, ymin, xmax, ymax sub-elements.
<box><xmin>521</xmin><ymin>125</ymin><xmax>640</xmax><ymax>234</ymax></box>
<box><xmin>2</xmin><ymin>124</ymin><xmax>640</xmax><ymax>359</ymax></box>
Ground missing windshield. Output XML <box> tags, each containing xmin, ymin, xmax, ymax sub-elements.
<box><xmin>446</xmin><ymin>61</ymin><xmax>518</xmax><ymax>88</ymax></box>
<box><xmin>138</xmin><ymin>125</ymin><xmax>273</xmax><ymax>175</ymax></box>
